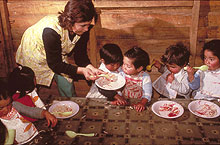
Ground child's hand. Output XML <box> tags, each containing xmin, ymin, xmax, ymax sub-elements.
<box><xmin>42</xmin><ymin>110</ymin><xmax>58</xmax><ymax>127</ymax></box>
<box><xmin>133</xmin><ymin>98</ymin><xmax>148</xmax><ymax>112</ymax></box>
<box><xmin>133</xmin><ymin>103</ymin><xmax>145</xmax><ymax>112</ymax></box>
<box><xmin>111</xmin><ymin>94</ymin><xmax>128</xmax><ymax>106</ymax></box>
<box><xmin>153</xmin><ymin>60</ymin><xmax>162</xmax><ymax>69</ymax></box>
<box><xmin>185</xmin><ymin>66</ymin><xmax>195</xmax><ymax>82</ymax></box>
<box><xmin>166</xmin><ymin>73</ymin><xmax>174</xmax><ymax>83</ymax></box>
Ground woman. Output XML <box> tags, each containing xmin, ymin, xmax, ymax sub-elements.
<box><xmin>16</xmin><ymin>0</ymin><xmax>102</xmax><ymax>97</ymax></box>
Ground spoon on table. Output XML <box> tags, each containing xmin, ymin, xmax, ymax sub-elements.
<box><xmin>184</xmin><ymin>65</ymin><xmax>209</xmax><ymax>71</ymax></box>
<box><xmin>146</xmin><ymin>60</ymin><xmax>156</xmax><ymax>71</ymax></box>
<box><xmin>65</xmin><ymin>130</ymin><xmax>95</xmax><ymax>138</ymax></box>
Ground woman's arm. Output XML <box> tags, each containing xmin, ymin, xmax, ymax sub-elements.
<box><xmin>43</xmin><ymin>28</ymin><xmax>79</xmax><ymax>79</ymax></box>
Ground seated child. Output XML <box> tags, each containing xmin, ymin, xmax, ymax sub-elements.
<box><xmin>186</xmin><ymin>39</ymin><xmax>220</xmax><ymax>100</ymax></box>
<box><xmin>0</xmin><ymin>80</ymin><xmax>57</xmax><ymax>144</ymax></box>
<box><xmin>152</xmin><ymin>42</ymin><xmax>191</xmax><ymax>99</ymax></box>
<box><xmin>114</xmin><ymin>46</ymin><xmax>152</xmax><ymax>112</ymax></box>
<box><xmin>86</xmin><ymin>43</ymin><xmax>123</xmax><ymax>101</ymax></box>
<box><xmin>0</xmin><ymin>120</ymin><xmax>7</xmax><ymax>145</ymax></box>
<box><xmin>8</xmin><ymin>65</ymin><xmax>46</xmax><ymax>122</ymax></box>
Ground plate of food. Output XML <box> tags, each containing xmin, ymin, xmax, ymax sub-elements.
<box><xmin>151</xmin><ymin>100</ymin><xmax>184</xmax><ymax>119</ymax></box>
<box><xmin>95</xmin><ymin>73</ymin><xmax>125</xmax><ymax>90</ymax></box>
<box><xmin>48</xmin><ymin>101</ymin><xmax>79</xmax><ymax>119</ymax></box>
<box><xmin>188</xmin><ymin>100</ymin><xmax>220</xmax><ymax>118</ymax></box>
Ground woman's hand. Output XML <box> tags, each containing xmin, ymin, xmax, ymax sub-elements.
<box><xmin>77</xmin><ymin>64</ymin><xmax>105</xmax><ymax>80</ymax></box>
<box><xmin>42</xmin><ymin>110</ymin><xmax>58</xmax><ymax>127</ymax></box>
<box><xmin>86</xmin><ymin>64</ymin><xmax>104</xmax><ymax>75</ymax></box>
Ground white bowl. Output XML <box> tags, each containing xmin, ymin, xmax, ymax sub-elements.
<box><xmin>188</xmin><ymin>100</ymin><xmax>220</xmax><ymax>118</ymax></box>
<box><xmin>95</xmin><ymin>73</ymin><xmax>125</xmax><ymax>90</ymax></box>
<box><xmin>151</xmin><ymin>100</ymin><xmax>184</xmax><ymax>119</ymax></box>
<box><xmin>48</xmin><ymin>101</ymin><xmax>79</xmax><ymax>119</ymax></box>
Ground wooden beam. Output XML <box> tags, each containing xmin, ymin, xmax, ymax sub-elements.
<box><xmin>0</xmin><ymin>0</ymin><xmax>16</xmax><ymax>76</ymax></box>
<box><xmin>190</xmin><ymin>0</ymin><xmax>200</xmax><ymax>66</ymax></box>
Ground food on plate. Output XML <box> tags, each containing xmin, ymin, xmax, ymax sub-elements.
<box><xmin>195</xmin><ymin>103</ymin><xmax>217</xmax><ymax>117</ymax></box>
<box><xmin>95</xmin><ymin>73</ymin><xmax>125</xmax><ymax>90</ymax></box>
<box><xmin>159</xmin><ymin>103</ymin><xmax>180</xmax><ymax>117</ymax></box>
<box><xmin>51</xmin><ymin>104</ymin><xmax>73</xmax><ymax>117</ymax></box>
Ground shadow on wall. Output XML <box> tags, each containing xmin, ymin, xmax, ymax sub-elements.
<box><xmin>95</xmin><ymin>18</ymin><xmax>189</xmax><ymax>61</ymax></box>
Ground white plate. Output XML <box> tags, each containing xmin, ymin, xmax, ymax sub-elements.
<box><xmin>151</xmin><ymin>100</ymin><xmax>184</xmax><ymax>119</ymax></box>
<box><xmin>48</xmin><ymin>101</ymin><xmax>79</xmax><ymax>119</ymax></box>
<box><xmin>95</xmin><ymin>73</ymin><xmax>125</xmax><ymax>90</ymax></box>
<box><xmin>188</xmin><ymin>100</ymin><xmax>220</xmax><ymax>118</ymax></box>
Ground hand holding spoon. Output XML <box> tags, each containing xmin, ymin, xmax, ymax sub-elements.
<box><xmin>184</xmin><ymin>65</ymin><xmax>208</xmax><ymax>71</ymax></box>
<box><xmin>146</xmin><ymin>60</ymin><xmax>156</xmax><ymax>71</ymax></box>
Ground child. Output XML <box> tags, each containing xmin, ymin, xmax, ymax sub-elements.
<box><xmin>0</xmin><ymin>80</ymin><xmax>57</xmax><ymax>144</ymax></box>
<box><xmin>114</xmin><ymin>46</ymin><xmax>152</xmax><ymax>112</ymax></box>
<box><xmin>8</xmin><ymin>66</ymin><xmax>46</xmax><ymax>122</ymax></box>
<box><xmin>86</xmin><ymin>43</ymin><xmax>123</xmax><ymax>101</ymax></box>
<box><xmin>0</xmin><ymin>120</ymin><xmax>7</xmax><ymax>145</ymax></box>
<box><xmin>186</xmin><ymin>39</ymin><xmax>220</xmax><ymax>100</ymax></box>
<box><xmin>152</xmin><ymin>42</ymin><xmax>191</xmax><ymax>99</ymax></box>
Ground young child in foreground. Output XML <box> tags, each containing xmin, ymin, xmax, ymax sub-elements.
<box><xmin>8</xmin><ymin>66</ymin><xmax>46</xmax><ymax>122</ymax></box>
<box><xmin>86</xmin><ymin>43</ymin><xmax>123</xmax><ymax>100</ymax></box>
<box><xmin>186</xmin><ymin>39</ymin><xmax>220</xmax><ymax>100</ymax></box>
<box><xmin>0</xmin><ymin>80</ymin><xmax>57</xmax><ymax>144</ymax></box>
<box><xmin>152</xmin><ymin>42</ymin><xmax>191</xmax><ymax>99</ymax></box>
<box><xmin>113</xmin><ymin>46</ymin><xmax>152</xmax><ymax>112</ymax></box>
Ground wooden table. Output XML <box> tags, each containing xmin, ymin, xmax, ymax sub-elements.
<box><xmin>30</xmin><ymin>97</ymin><xmax>220</xmax><ymax>145</ymax></box>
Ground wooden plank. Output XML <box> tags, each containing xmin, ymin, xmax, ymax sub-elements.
<box><xmin>99</xmin><ymin>9</ymin><xmax>192</xmax><ymax>29</ymax></box>
<box><xmin>190</xmin><ymin>0</ymin><xmax>200</xmax><ymax>66</ymax></box>
<box><xmin>93</xmin><ymin>1</ymin><xmax>193</xmax><ymax>8</ymax></box>
<box><xmin>0</xmin><ymin>0</ymin><xmax>15</xmax><ymax>77</ymax></box>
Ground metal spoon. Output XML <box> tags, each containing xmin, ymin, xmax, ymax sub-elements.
<box><xmin>184</xmin><ymin>65</ymin><xmax>209</xmax><ymax>71</ymax></box>
<box><xmin>65</xmin><ymin>130</ymin><xmax>95</xmax><ymax>138</ymax></box>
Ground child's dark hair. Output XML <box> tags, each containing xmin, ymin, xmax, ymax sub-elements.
<box><xmin>161</xmin><ymin>42</ymin><xmax>190</xmax><ymax>67</ymax></box>
<box><xmin>8</xmin><ymin>66</ymin><xmax>35</xmax><ymax>98</ymax></box>
<box><xmin>99</xmin><ymin>43</ymin><xmax>123</xmax><ymax>66</ymax></box>
<box><xmin>201</xmin><ymin>39</ymin><xmax>220</xmax><ymax>61</ymax></box>
<box><xmin>124</xmin><ymin>46</ymin><xmax>150</xmax><ymax>71</ymax></box>
<box><xmin>0</xmin><ymin>79</ymin><xmax>9</xmax><ymax>100</ymax></box>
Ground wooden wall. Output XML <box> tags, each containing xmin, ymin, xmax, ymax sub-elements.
<box><xmin>1</xmin><ymin>0</ymin><xmax>220</xmax><ymax>97</ymax></box>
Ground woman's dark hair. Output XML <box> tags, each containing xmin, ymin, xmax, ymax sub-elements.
<box><xmin>124</xmin><ymin>46</ymin><xmax>150</xmax><ymax>71</ymax></box>
<box><xmin>161</xmin><ymin>42</ymin><xmax>190</xmax><ymax>67</ymax></box>
<box><xmin>99</xmin><ymin>43</ymin><xmax>123</xmax><ymax>66</ymax></box>
<box><xmin>58</xmin><ymin>0</ymin><xmax>97</xmax><ymax>30</ymax></box>
<box><xmin>8</xmin><ymin>66</ymin><xmax>35</xmax><ymax>98</ymax></box>
<box><xmin>201</xmin><ymin>39</ymin><xmax>220</xmax><ymax>61</ymax></box>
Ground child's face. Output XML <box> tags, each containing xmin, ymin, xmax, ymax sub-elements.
<box><xmin>204</xmin><ymin>50</ymin><xmax>220</xmax><ymax>71</ymax></box>
<box><xmin>166</xmin><ymin>63</ymin><xmax>182</xmax><ymax>74</ymax></box>
<box><xmin>0</xmin><ymin>97</ymin><xmax>12</xmax><ymax>118</ymax></box>
<box><xmin>105</xmin><ymin>63</ymin><xmax>121</xmax><ymax>72</ymax></box>
<box><xmin>122</xmin><ymin>57</ymin><xmax>141</xmax><ymax>75</ymax></box>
